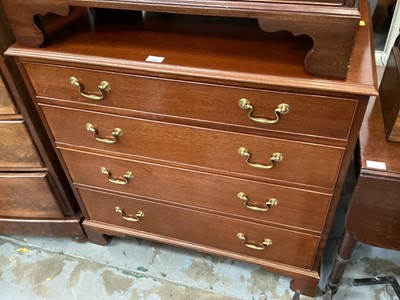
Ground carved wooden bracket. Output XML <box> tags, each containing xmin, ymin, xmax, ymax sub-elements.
<box><xmin>258</xmin><ymin>14</ymin><xmax>360</xmax><ymax>79</ymax></box>
<box><xmin>1</xmin><ymin>0</ymin><xmax>70</xmax><ymax>47</ymax></box>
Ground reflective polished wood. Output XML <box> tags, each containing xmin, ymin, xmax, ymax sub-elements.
<box><xmin>1</xmin><ymin>0</ymin><xmax>362</xmax><ymax>78</ymax></box>
<box><xmin>7</xmin><ymin>0</ymin><xmax>376</xmax><ymax>296</ymax></box>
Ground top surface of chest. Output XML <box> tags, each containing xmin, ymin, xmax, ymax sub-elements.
<box><xmin>6</xmin><ymin>1</ymin><xmax>376</xmax><ymax>97</ymax></box>
<box><xmin>2</xmin><ymin>0</ymin><xmax>363</xmax><ymax>79</ymax></box>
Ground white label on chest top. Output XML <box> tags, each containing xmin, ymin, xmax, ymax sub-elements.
<box><xmin>366</xmin><ymin>160</ymin><xmax>387</xmax><ymax>170</ymax></box>
<box><xmin>146</xmin><ymin>55</ymin><xmax>165</xmax><ymax>63</ymax></box>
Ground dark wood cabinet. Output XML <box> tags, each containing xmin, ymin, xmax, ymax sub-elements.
<box><xmin>326</xmin><ymin>96</ymin><xmax>400</xmax><ymax>294</ymax></box>
<box><xmin>4</xmin><ymin>0</ymin><xmax>376</xmax><ymax>296</ymax></box>
<box><xmin>0</xmin><ymin>4</ymin><xmax>83</xmax><ymax>236</ymax></box>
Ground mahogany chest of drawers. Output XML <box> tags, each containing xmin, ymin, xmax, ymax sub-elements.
<box><xmin>6</xmin><ymin>0</ymin><xmax>376</xmax><ymax>295</ymax></box>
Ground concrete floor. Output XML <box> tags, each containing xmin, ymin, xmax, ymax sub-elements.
<box><xmin>0</xmin><ymin>223</ymin><xmax>399</xmax><ymax>300</ymax></box>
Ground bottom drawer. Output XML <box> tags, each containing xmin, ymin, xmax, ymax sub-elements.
<box><xmin>0</xmin><ymin>173</ymin><xmax>63</xmax><ymax>218</ymax></box>
<box><xmin>79</xmin><ymin>187</ymin><xmax>319</xmax><ymax>270</ymax></box>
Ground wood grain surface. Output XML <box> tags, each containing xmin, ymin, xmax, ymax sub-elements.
<box><xmin>79</xmin><ymin>186</ymin><xmax>319</xmax><ymax>270</ymax></box>
<box><xmin>0</xmin><ymin>120</ymin><xmax>43</xmax><ymax>168</ymax></box>
<box><xmin>4</xmin><ymin>0</ymin><xmax>377</xmax><ymax>296</ymax></box>
<box><xmin>346</xmin><ymin>97</ymin><xmax>400</xmax><ymax>249</ymax></box>
<box><xmin>59</xmin><ymin>147</ymin><xmax>331</xmax><ymax>233</ymax></box>
<box><xmin>26</xmin><ymin>62</ymin><xmax>357</xmax><ymax>144</ymax></box>
<box><xmin>7</xmin><ymin>8</ymin><xmax>376</xmax><ymax>96</ymax></box>
<box><xmin>40</xmin><ymin>104</ymin><xmax>344</xmax><ymax>190</ymax></box>
<box><xmin>0</xmin><ymin>74</ymin><xmax>16</xmax><ymax>115</ymax></box>
<box><xmin>0</xmin><ymin>173</ymin><xmax>63</xmax><ymax>218</ymax></box>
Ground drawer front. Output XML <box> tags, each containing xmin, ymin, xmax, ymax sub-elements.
<box><xmin>60</xmin><ymin>148</ymin><xmax>330</xmax><ymax>232</ymax></box>
<box><xmin>26</xmin><ymin>63</ymin><xmax>355</xmax><ymax>141</ymax></box>
<box><xmin>0</xmin><ymin>173</ymin><xmax>63</xmax><ymax>218</ymax></box>
<box><xmin>0</xmin><ymin>120</ymin><xmax>42</xmax><ymax>168</ymax></box>
<box><xmin>79</xmin><ymin>187</ymin><xmax>319</xmax><ymax>269</ymax></box>
<box><xmin>0</xmin><ymin>73</ymin><xmax>17</xmax><ymax>115</ymax></box>
<box><xmin>41</xmin><ymin>105</ymin><xmax>343</xmax><ymax>189</ymax></box>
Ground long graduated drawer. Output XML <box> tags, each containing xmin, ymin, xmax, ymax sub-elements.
<box><xmin>78</xmin><ymin>186</ymin><xmax>319</xmax><ymax>270</ymax></box>
<box><xmin>26</xmin><ymin>63</ymin><xmax>356</xmax><ymax>142</ymax></box>
<box><xmin>60</xmin><ymin>147</ymin><xmax>331</xmax><ymax>232</ymax></box>
<box><xmin>40</xmin><ymin>104</ymin><xmax>344</xmax><ymax>189</ymax></box>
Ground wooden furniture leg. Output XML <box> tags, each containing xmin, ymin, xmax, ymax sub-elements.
<box><xmin>325</xmin><ymin>231</ymin><xmax>358</xmax><ymax>294</ymax></box>
<box><xmin>83</xmin><ymin>223</ymin><xmax>111</xmax><ymax>246</ymax></box>
<box><xmin>290</xmin><ymin>274</ymin><xmax>320</xmax><ymax>296</ymax></box>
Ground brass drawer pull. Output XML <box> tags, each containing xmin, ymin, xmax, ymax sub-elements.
<box><xmin>115</xmin><ymin>206</ymin><xmax>144</xmax><ymax>222</ymax></box>
<box><xmin>86</xmin><ymin>123</ymin><xmax>123</xmax><ymax>144</ymax></box>
<box><xmin>101</xmin><ymin>167</ymin><xmax>133</xmax><ymax>185</ymax></box>
<box><xmin>237</xmin><ymin>192</ymin><xmax>278</xmax><ymax>212</ymax></box>
<box><xmin>238</xmin><ymin>147</ymin><xmax>283</xmax><ymax>170</ymax></box>
<box><xmin>69</xmin><ymin>77</ymin><xmax>111</xmax><ymax>100</ymax></box>
<box><xmin>238</xmin><ymin>98</ymin><xmax>290</xmax><ymax>125</ymax></box>
<box><xmin>237</xmin><ymin>233</ymin><xmax>272</xmax><ymax>250</ymax></box>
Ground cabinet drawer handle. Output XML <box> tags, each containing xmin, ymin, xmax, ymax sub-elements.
<box><xmin>86</xmin><ymin>123</ymin><xmax>122</xmax><ymax>144</ymax></box>
<box><xmin>69</xmin><ymin>77</ymin><xmax>111</xmax><ymax>100</ymax></box>
<box><xmin>238</xmin><ymin>98</ymin><xmax>290</xmax><ymax>125</ymax></box>
<box><xmin>238</xmin><ymin>147</ymin><xmax>283</xmax><ymax>170</ymax></box>
<box><xmin>237</xmin><ymin>233</ymin><xmax>272</xmax><ymax>250</ymax></box>
<box><xmin>115</xmin><ymin>206</ymin><xmax>144</xmax><ymax>222</ymax></box>
<box><xmin>101</xmin><ymin>167</ymin><xmax>133</xmax><ymax>185</ymax></box>
<box><xmin>237</xmin><ymin>192</ymin><xmax>278</xmax><ymax>212</ymax></box>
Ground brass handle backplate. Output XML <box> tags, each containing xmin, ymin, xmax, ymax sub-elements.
<box><xmin>69</xmin><ymin>77</ymin><xmax>111</xmax><ymax>100</ymax></box>
<box><xmin>238</xmin><ymin>147</ymin><xmax>283</xmax><ymax>169</ymax></box>
<box><xmin>237</xmin><ymin>192</ymin><xmax>278</xmax><ymax>212</ymax></box>
<box><xmin>115</xmin><ymin>206</ymin><xmax>144</xmax><ymax>222</ymax></box>
<box><xmin>86</xmin><ymin>123</ymin><xmax>122</xmax><ymax>144</ymax></box>
<box><xmin>237</xmin><ymin>232</ymin><xmax>272</xmax><ymax>250</ymax></box>
<box><xmin>101</xmin><ymin>167</ymin><xmax>133</xmax><ymax>185</ymax></box>
<box><xmin>238</xmin><ymin>98</ymin><xmax>290</xmax><ymax>125</ymax></box>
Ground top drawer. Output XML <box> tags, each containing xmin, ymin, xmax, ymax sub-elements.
<box><xmin>24</xmin><ymin>63</ymin><xmax>356</xmax><ymax>141</ymax></box>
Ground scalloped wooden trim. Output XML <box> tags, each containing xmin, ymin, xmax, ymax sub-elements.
<box><xmin>258</xmin><ymin>13</ymin><xmax>360</xmax><ymax>79</ymax></box>
<box><xmin>1</xmin><ymin>0</ymin><xmax>70</xmax><ymax>47</ymax></box>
